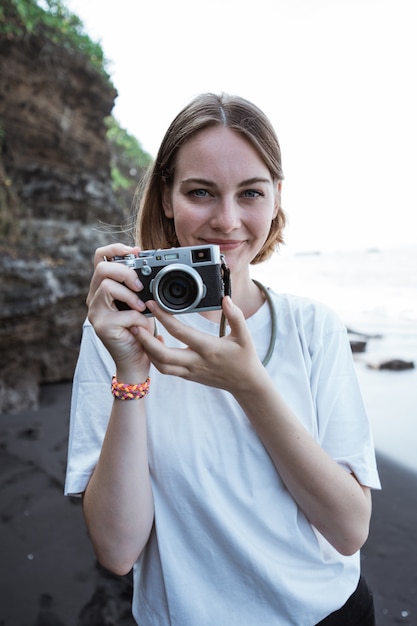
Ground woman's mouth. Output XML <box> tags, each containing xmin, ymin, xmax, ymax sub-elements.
<box><xmin>201</xmin><ymin>239</ymin><xmax>244</xmax><ymax>252</ymax></box>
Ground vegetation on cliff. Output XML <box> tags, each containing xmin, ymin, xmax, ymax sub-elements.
<box><xmin>105</xmin><ymin>116</ymin><xmax>152</xmax><ymax>199</ymax></box>
<box><xmin>0</xmin><ymin>0</ymin><xmax>107</xmax><ymax>76</ymax></box>
<box><xmin>0</xmin><ymin>0</ymin><xmax>152</xmax><ymax>204</ymax></box>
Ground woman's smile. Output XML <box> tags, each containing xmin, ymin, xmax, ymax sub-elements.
<box><xmin>199</xmin><ymin>238</ymin><xmax>245</xmax><ymax>253</ymax></box>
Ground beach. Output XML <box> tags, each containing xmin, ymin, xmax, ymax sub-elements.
<box><xmin>1</xmin><ymin>379</ymin><xmax>416</xmax><ymax>625</ymax></box>
<box><xmin>1</xmin><ymin>246</ymin><xmax>416</xmax><ymax>625</ymax></box>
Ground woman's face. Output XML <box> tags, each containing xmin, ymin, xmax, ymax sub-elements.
<box><xmin>162</xmin><ymin>126</ymin><xmax>281</xmax><ymax>277</ymax></box>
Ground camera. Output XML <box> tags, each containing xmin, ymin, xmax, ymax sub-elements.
<box><xmin>112</xmin><ymin>244</ymin><xmax>230</xmax><ymax>316</ymax></box>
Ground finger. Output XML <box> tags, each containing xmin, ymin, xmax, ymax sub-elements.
<box><xmin>97</xmin><ymin>257</ymin><xmax>143</xmax><ymax>292</ymax></box>
<box><xmin>221</xmin><ymin>296</ymin><xmax>250</xmax><ymax>339</ymax></box>
<box><xmin>87</xmin><ymin>260</ymin><xmax>144</xmax><ymax>309</ymax></box>
<box><xmin>92</xmin><ymin>279</ymin><xmax>148</xmax><ymax>313</ymax></box>
<box><xmin>87</xmin><ymin>275</ymin><xmax>145</xmax><ymax>312</ymax></box>
<box><xmin>138</xmin><ymin>327</ymin><xmax>192</xmax><ymax>377</ymax></box>
<box><xmin>92</xmin><ymin>308</ymin><xmax>150</xmax><ymax>340</ymax></box>
<box><xmin>145</xmin><ymin>301</ymin><xmax>214</xmax><ymax>353</ymax></box>
<box><xmin>93</xmin><ymin>243</ymin><xmax>139</xmax><ymax>269</ymax></box>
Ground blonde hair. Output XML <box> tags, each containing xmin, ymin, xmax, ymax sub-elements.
<box><xmin>135</xmin><ymin>93</ymin><xmax>286</xmax><ymax>264</ymax></box>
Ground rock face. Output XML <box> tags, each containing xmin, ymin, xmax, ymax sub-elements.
<box><xmin>0</xmin><ymin>24</ymin><xmax>127</xmax><ymax>413</ymax></box>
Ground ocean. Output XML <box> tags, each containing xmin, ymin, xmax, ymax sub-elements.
<box><xmin>251</xmin><ymin>244</ymin><xmax>417</xmax><ymax>473</ymax></box>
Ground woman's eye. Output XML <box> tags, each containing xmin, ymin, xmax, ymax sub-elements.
<box><xmin>190</xmin><ymin>189</ymin><xmax>210</xmax><ymax>198</ymax></box>
<box><xmin>243</xmin><ymin>189</ymin><xmax>263</xmax><ymax>198</ymax></box>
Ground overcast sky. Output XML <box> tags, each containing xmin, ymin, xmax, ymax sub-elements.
<box><xmin>66</xmin><ymin>0</ymin><xmax>417</xmax><ymax>253</ymax></box>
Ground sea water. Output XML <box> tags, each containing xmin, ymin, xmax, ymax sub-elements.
<box><xmin>251</xmin><ymin>245</ymin><xmax>417</xmax><ymax>472</ymax></box>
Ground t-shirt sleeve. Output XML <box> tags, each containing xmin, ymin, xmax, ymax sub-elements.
<box><xmin>309</xmin><ymin>308</ymin><xmax>381</xmax><ymax>490</ymax></box>
<box><xmin>64</xmin><ymin>319</ymin><xmax>115</xmax><ymax>496</ymax></box>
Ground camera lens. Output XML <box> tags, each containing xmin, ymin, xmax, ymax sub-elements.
<box><xmin>162</xmin><ymin>273</ymin><xmax>195</xmax><ymax>305</ymax></box>
<box><xmin>152</xmin><ymin>265</ymin><xmax>205</xmax><ymax>313</ymax></box>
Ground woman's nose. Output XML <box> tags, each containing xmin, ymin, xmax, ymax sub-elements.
<box><xmin>210</xmin><ymin>197</ymin><xmax>241</xmax><ymax>232</ymax></box>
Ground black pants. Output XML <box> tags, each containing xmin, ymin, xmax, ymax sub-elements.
<box><xmin>316</xmin><ymin>576</ymin><xmax>375</xmax><ymax>626</ymax></box>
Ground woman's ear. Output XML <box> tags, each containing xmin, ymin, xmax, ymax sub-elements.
<box><xmin>162</xmin><ymin>183</ymin><xmax>174</xmax><ymax>218</ymax></box>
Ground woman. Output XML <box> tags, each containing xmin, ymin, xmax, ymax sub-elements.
<box><xmin>65</xmin><ymin>93</ymin><xmax>380</xmax><ymax>625</ymax></box>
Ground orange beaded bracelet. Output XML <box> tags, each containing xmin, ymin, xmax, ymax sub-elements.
<box><xmin>111</xmin><ymin>375</ymin><xmax>151</xmax><ymax>400</ymax></box>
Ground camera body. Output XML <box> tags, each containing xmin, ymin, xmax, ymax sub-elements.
<box><xmin>112</xmin><ymin>244</ymin><xmax>230</xmax><ymax>316</ymax></box>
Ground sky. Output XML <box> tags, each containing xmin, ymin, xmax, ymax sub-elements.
<box><xmin>66</xmin><ymin>0</ymin><xmax>417</xmax><ymax>253</ymax></box>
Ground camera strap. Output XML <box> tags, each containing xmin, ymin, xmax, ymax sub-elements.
<box><xmin>252</xmin><ymin>280</ymin><xmax>277</xmax><ymax>367</ymax></box>
<box><xmin>219</xmin><ymin>257</ymin><xmax>231</xmax><ymax>338</ymax></box>
<box><xmin>221</xmin><ymin>256</ymin><xmax>231</xmax><ymax>299</ymax></box>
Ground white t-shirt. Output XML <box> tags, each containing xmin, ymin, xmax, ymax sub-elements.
<box><xmin>65</xmin><ymin>291</ymin><xmax>380</xmax><ymax>626</ymax></box>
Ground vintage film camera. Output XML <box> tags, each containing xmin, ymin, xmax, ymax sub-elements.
<box><xmin>112</xmin><ymin>244</ymin><xmax>230</xmax><ymax>316</ymax></box>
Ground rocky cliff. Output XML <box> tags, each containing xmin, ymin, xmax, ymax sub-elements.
<box><xmin>0</xmin><ymin>9</ymin><xmax>138</xmax><ymax>413</ymax></box>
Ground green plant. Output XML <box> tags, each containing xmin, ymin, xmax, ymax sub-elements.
<box><xmin>105</xmin><ymin>116</ymin><xmax>152</xmax><ymax>192</ymax></box>
<box><xmin>0</xmin><ymin>0</ymin><xmax>109</xmax><ymax>78</ymax></box>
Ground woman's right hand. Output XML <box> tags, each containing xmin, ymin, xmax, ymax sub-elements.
<box><xmin>86</xmin><ymin>243</ymin><xmax>154</xmax><ymax>379</ymax></box>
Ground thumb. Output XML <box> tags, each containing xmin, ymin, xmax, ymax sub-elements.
<box><xmin>221</xmin><ymin>296</ymin><xmax>247</xmax><ymax>335</ymax></box>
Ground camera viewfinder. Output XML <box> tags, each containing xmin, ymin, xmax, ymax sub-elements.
<box><xmin>192</xmin><ymin>248</ymin><xmax>212</xmax><ymax>263</ymax></box>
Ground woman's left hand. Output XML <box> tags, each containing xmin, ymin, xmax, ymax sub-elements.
<box><xmin>137</xmin><ymin>296</ymin><xmax>264</xmax><ymax>393</ymax></box>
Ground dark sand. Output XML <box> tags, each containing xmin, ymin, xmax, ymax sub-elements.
<box><xmin>1</xmin><ymin>382</ymin><xmax>416</xmax><ymax>625</ymax></box>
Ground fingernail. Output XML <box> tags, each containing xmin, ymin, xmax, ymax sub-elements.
<box><xmin>137</xmin><ymin>299</ymin><xmax>146</xmax><ymax>311</ymax></box>
<box><xmin>135</xmin><ymin>278</ymin><xmax>143</xmax><ymax>291</ymax></box>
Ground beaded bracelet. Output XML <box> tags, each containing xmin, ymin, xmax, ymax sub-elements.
<box><xmin>111</xmin><ymin>375</ymin><xmax>151</xmax><ymax>400</ymax></box>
